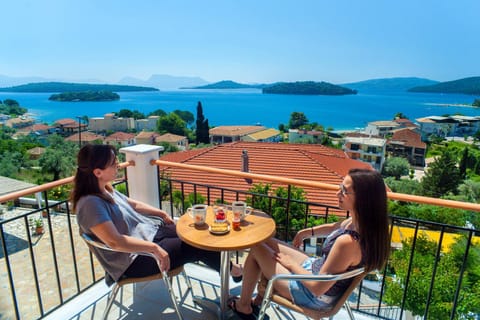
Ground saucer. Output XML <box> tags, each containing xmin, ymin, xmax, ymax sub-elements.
<box><xmin>209</xmin><ymin>225</ymin><xmax>230</xmax><ymax>235</ymax></box>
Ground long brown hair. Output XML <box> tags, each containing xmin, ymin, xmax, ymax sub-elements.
<box><xmin>71</xmin><ymin>144</ymin><xmax>117</xmax><ymax>211</ymax></box>
<box><xmin>349</xmin><ymin>168</ymin><xmax>390</xmax><ymax>272</ymax></box>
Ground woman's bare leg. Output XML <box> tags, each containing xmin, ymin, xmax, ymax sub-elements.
<box><xmin>233</xmin><ymin>239</ymin><xmax>309</xmax><ymax>314</ymax></box>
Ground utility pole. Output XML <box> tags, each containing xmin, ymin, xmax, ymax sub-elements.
<box><xmin>76</xmin><ymin>116</ymin><xmax>82</xmax><ymax>148</ymax></box>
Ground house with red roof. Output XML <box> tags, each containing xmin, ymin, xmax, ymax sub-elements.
<box><xmin>209</xmin><ymin>125</ymin><xmax>266</xmax><ymax>144</ymax></box>
<box><xmin>387</xmin><ymin>128</ymin><xmax>426</xmax><ymax>167</ymax></box>
<box><xmin>135</xmin><ymin>131</ymin><xmax>162</xmax><ymax>145</ymax></box>
<box><xmin>155</xmin><ymin>133</ymin><xmax>189</xmax><ymax>150</ymax></box>
<box><xmin>159</xmin><ymin>141</ymin><xmax>371</xmax><ymax>216</ymax></box>
<box><xmin>65</xmin><ymin>131</ymin><xmax>104</xmax><ymax>146</ymax></box>
<box><xmin>105</xmin><ymin>132</ymin><xmax>136</xmax><ymax>147</ymax></box>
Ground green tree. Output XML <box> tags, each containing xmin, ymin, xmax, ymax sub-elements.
<box><xmin>148</xmin><ymin>109</ymin><xmax>167</xmax><ymax>117</ymax></box>
<box><xmin>421</xmin><ymin>151</ymin><xmax>462</xmax><ymax>197</ymax></box>
<box><xmin>385</xmin><ymin>235</ymin><xmax>480</xmax><ymax>319</ymax></box>
<box><xmin>173</xmin><ymin>110</ymin><xmax>194</xmax><ymax>127</ymax></box>
<box><xmin>116</xmin><ymin>109</ymin><xmax>145</xmax><ymax>119</ymax></box>
<box><xmin>384</xmin><ymin>177</ymin><xmax>422</xmax><ymax>195</ymax></box>
<box><xmin>393</xmin><ymin>112</ymin><xmax>408</xmax><ymax>119</ymax></box>
<box><xmin>195</xmin><ymin>101</ymin><xmax>209</xmax><ymax>144</ymax></box>
<box><xmin>38</xmin><ymin>135</ymin><xmax>77</xmax><ymax>181</ymax></box>
<box><xmin>157</xmin><ymin>113</ymin><xmax>187</xmax><ymax>136</ymax></box>
<box><xmin>288</xmin><ymin>112</ymin><xmax>309</xmax><ymax>129</ymax></box>
<box><xmin>245</xmin><ymin>183</ymin><xmax>329</xmax><ymax>241</ymax></box>
<box><xmin>383</xmin><ymin>157</ymin><xmax>410</xmax><ymax>180</ymax></box>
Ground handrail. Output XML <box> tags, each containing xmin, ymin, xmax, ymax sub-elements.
<box><xmin>0</xmin><ymin>161</ymin><xmax>133</xmax><ymax>203</ymax></box>
<box><xmin>153</xmin><ymin>159</ymin><xmax>480</xmax><ymax>212</ymax></box>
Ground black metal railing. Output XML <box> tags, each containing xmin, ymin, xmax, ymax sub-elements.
<box><xmin>0</xmin><ymin>165</ymin><xmax>478</xmax><ymax>319</ymax></box>
<box><xmin>157</xmin><ymin>174</ymin><xmax>479</xmax><ymax>320</ymax></box>
<box><xmin>0</xmin><ymin>174</ymin><xmax>128</xmax><ymax>320</ymax></box>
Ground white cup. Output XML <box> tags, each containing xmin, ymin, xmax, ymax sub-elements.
<box><xmin>187</xmin><ymin>204</ymin><xmax>207</xmax><ymax>226</ymax></box>
<box><xmin>232</xmin><ymin>201</ymin><xmax>252</xmax><ymax>221</ymax></box>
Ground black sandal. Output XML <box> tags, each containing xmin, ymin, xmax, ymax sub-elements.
<box><xmin>228</xmin><ymin>299</ymin><xmax>256</xmax><ymax>320</ymax></box>
<box><xmin>231</xmin><ymin>263</ymin><xmax>243</xmax><ymax>283</ymax></box>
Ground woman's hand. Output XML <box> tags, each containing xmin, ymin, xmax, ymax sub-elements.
<box><xmin>275</xmin><ymin>252</ymin><xmax>297</xmax><ymax>270</ymax></box>
<box><xmin>153</xmin><ymin>245</ymin><xmax>170</xmax><ymax>272</ymax></box>
<box><xmin>292</xmin><ymin>228</ymin><xmax>311</xmax><ymax>248</ymax></box>
<box><xmin>162</xmin><ymin>214</ymin><xmax>175</xmax><ymax>225</ymax></box>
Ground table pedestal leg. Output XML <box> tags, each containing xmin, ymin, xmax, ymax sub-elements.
<box><xmin>192</xmin><ymin>251</ymin><xmax>232</xmax><ymax>320</ymax></box>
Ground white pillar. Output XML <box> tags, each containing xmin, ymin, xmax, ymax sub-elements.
<box><xmin>119</xmin><ymin>144</ymin><xmax>164</xmax><ymax>207</ymax></box>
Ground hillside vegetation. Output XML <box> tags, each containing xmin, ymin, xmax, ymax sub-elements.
<box><xmin>408</xmin><ymin>76</ymin><xmax>480</xmax><ymax>95</ymax></box>
<box><xmin>0</xmin><ymin>82</ymin><xmax>159</xmax><ymax>93</ymax></box>
<box><xmin>185</xmin><ymin>80</ymin><xmax>266</xmax><ymax>89</ymax></box>
<box><xmin>262</xmin><ymin>81</ymin><xmax>357</xmax><ymax>95</ymax></box>
<box><xmin>341</xmin><ymin>77</ymin><xmax>438</xmax><ymax>92</ymax></box>
<box><xmin>49</xmin><ymin>90</ymin><xmax>120</xmax><ymax>102</ymax></box>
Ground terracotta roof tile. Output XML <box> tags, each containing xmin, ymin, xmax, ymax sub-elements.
<box><xmin>388</xmin><ymin>128</ymin><xmax>426</xmax><ymax>149</ymax></box>
<box><xmin>105</xmin><ymin>132</ymin><xmax>136</xmax><ymax>141</ymax></box>
<box><xmin>209</xmin><ymin>125</ymin><xmax>266</xmax><ymax>136</ymax></box>
<box><xmin>159</xmin><ymin>141</ymin><xmax>372</xmax><ymax>216</ymax></box>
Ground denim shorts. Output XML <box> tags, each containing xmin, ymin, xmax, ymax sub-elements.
<box><xmin>288</xmin><ymin>257</ymin><xmax>336</xmax><ymax>310</ymax></box>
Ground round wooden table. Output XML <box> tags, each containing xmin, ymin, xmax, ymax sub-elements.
<box><xmin>177</xmin><ymin>205</ymin><xmax>276</xmax><ymax>319</ymax></box>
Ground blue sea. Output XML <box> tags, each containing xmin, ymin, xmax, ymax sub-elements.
<box><xmin>1</xmin><ymin>89</ymin><xmax>478</xmax><ymax>131</ymax></box>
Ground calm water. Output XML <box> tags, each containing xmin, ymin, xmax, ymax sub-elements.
<box><xmin>1</xmin><ymin>89</ymin><xmax>478</xmax><ymax>131</ymax></box>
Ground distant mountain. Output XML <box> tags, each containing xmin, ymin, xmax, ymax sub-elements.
<box><xmin>341</xmin><ymin>77</ymin><xmax>439</xmax><ymax>92</ymax></box>
<box><xmin>185</xmin><ymin>80</ymin><xmax>267</xmax><ymax>89</ymax></box>
<box><xmin>0</xmin><ymin>82</ymin><xmax>158</xmax><ymax>93</ymax></box>
<box><xmin>0</xmin><ymin>74</ymin><xmax>104</xmax><ymax>88</ymax></box>
<box><xmin>263</xmin><ymin>81</ymin><xmax>357</xmax><ymax>96</ymax></box>
<box><xmin>408</xmin><ymin>76</ymin><xmax>480</xmax><ymax>95</ymax></box>
<box><xmin>118</xmin><ymin>74</ymin><xmax>209</xmax><ymax>90</ymax></box>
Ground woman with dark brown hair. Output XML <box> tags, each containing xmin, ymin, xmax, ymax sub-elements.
<box><xmin>72</xmin><ymin>144</ymin><xmax>243</xmax><ymax>282</ymax></box>
<box><xmin>229</xmin><ymin>168</ymin><xmax>390</xmax><ymax>319</ymax></box>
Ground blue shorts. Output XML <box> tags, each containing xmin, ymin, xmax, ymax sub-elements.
<box><xmin>288</xmin><ymin>257</ymin><xmax>336</xmax><ymax>310</ymax></box>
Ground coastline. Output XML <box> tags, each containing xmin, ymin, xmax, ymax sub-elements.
<box><xmin>423</xmin><ymin>103</ymin><xmax>475</xmax><ymax>108</ymax></box>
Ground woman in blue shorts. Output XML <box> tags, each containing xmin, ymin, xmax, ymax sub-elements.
<box><xmin>229</xmin><ymin>168</ymin><xmax>390</xmax><ymax>319</ymax></box>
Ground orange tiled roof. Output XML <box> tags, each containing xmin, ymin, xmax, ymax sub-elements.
<box><xmin>159</xmin><ymin>141</ymin><xmax>372</xmax><ymax>216</ymax></box>
<box><xmin>55</xmin><ymin>118</ymin><xmax>77</xmax><ymax>125</ymax></box>
<box><xmin>135</xmin><ymin>131</ymin><xmax>161</xmax><ymax>139</ymax></box>
<box><xmin>105</xmin><ymin>132</ymin><xmax>136</xmax><ymax>141</ymax></box>
<box><xmin>389</xmin><ymin>128</ymin><xmax>426</xmax><ymax>149</ymax></box>
<box><xmin>65</xmin><ymin>132</ymin><xmax>104</xmax><ymax>142</ymax></box>
<box><xmin>209</xmin><ymin>125</ymin><xmax>266</xmax><ymax>136</ymax></box>
<box><xmin>156</xmin><ymin>133</ymin><xmax>186</xmax><ymax>143</ymax></box>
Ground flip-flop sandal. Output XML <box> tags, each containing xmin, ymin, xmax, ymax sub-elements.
<box><xmin>228</xmin><ymin>298</ymin><xmax>257</xmax><ymax>320</ymax></box>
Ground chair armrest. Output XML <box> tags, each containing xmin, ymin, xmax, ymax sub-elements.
<box><xmin>81</xmin><ymin>233</ymin><xmax>158</xmax><ymax>261</ymax></box>
<box><xmin>263</xmin><ymin>267</ymin><xmax>365</xmax><ymax>301</ymax></box>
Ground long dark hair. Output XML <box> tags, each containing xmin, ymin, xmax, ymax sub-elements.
<box><xmin>349</xmin><ymin>168</ymin><xmax>390</xmax><ymax>272</ymax></box>
<box><xmin>71</xmin><ymin>144</ymin><xmax>117</xmax><ymax>211</ymax></box>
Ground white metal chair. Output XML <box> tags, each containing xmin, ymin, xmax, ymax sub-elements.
<box><xmin>81</xmin><ymin>233</ymin><xmax>192</xmax><ymax>320</ymax></box>
<box><xmin>257</xmin><ymin>265</ymin><xmax>366</xmax><ymax>320</ymax></box>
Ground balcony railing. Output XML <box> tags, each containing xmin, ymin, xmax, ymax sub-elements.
<box><xmin>0</xmin><ymin>144</ymin><xmax>479</xmax><ymax>319</ymax></box>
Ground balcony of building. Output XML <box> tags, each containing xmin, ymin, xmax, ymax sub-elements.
<box><xmin>1</xmin><ymin>144</ymin><xmax>479</xmax><ymax>320</ymax></box>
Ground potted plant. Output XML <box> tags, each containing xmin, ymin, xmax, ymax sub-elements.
<box><xmin>34</xmin><ymin>218</ymin><xmax>44</xmax><ymax>234</ymax></box>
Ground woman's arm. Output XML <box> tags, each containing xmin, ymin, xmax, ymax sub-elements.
<box><xmin>90</xmin><ymin>220</ymin><xmax>171</xmax><ymax>271</ymax></box>
<box><xmin>303</xmin><ymin>234</ymin><xmax>361</xmax><ymax>296</ymax></box>
<box><xmin>291</xmin><ymin>219</ymin><xmax>348</xmax><ymax>248</ymax></box>
<box><xmin>127</xmin><ymin>197</ymin><xmax>174</xmax><ymax>224</ymax></box>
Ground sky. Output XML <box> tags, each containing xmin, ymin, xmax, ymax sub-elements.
<box><xmin>2</xmin><ymin>0</ymin><xmax>480</xmax><ymax>84</ymax></box>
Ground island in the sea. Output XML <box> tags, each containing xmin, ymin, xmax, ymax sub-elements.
<box><xmin>408</xmin><ymin>76</ymin><xmax>480</xmax><ymax>95</ymax></box>
<box><xmin>49</xmin><ymin>90</ymin><xmax>120</xmax><ymax>102</ymax></box>
<box><xmin>0</xmin><ymin>81</ymin><xmax>159</xmax><ymax>93</ymax></box>
<box><xmin>263</xmin><ymin>81</ymin><xmax>357</xmax><ymax>95</ymax></box>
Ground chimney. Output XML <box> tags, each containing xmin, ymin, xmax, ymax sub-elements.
<box><xmin>241</xmin><ymin>150</ymin><xmax>252</xmax><ymax>184</ymax></box>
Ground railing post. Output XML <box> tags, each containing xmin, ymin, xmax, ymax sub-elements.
<box><xmin>120</xmin><ymin>144</ymin><xmax>164</xmax><ymax>207</ymax></box>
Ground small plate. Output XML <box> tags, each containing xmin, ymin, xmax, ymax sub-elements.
<box><xmin>209</xmin><ymin>225</ymin><xmax>230</xmax><ymax>235</ymax></box>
